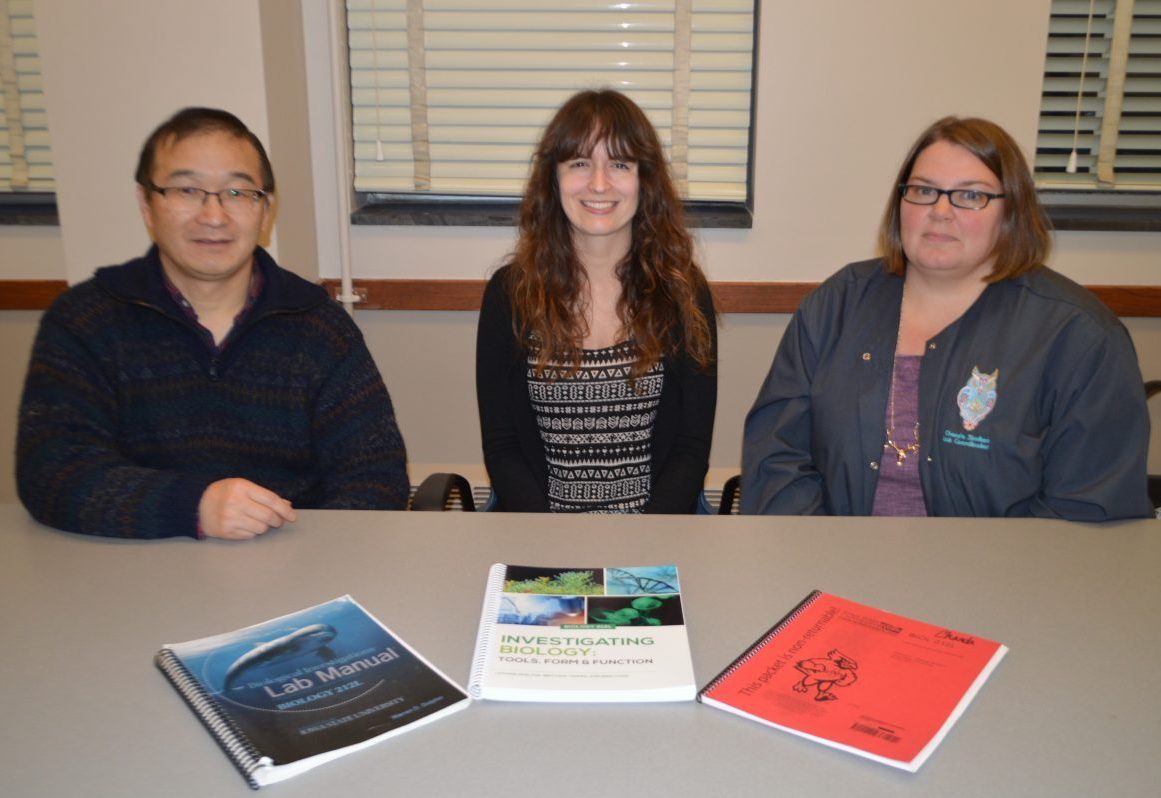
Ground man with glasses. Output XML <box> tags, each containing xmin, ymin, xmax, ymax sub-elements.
<box><xmin>17</xmin><ymin>107</ymin><xmax>409</xmax><ymax>539</ymax></box>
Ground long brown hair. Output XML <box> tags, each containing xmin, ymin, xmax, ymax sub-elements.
<box><xmin>877</xmin><ymin>116</ymin><xmax>1052</xmax><ymax>281</ymax></box>
<box><xmin>506</xmin><ymin>89</ymin><xmax>713</xmax><ymax>381</ymax></box>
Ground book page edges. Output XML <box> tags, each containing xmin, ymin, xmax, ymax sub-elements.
<box><xmin>467</xmin><ymin>563</ymin><xmax>508</xmax><ymax>698</ymax></box>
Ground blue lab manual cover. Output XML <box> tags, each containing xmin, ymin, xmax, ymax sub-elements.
<box><xmin>155</xmin><ymin>595</ymin><xmax>469</xmax><ymax>788</ymax></box>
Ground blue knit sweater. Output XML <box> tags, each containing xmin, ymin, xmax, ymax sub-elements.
<box><xmin>17</xmin><ymin>247</ymin><xmax>409</xmax><ymax>538</ymax></box>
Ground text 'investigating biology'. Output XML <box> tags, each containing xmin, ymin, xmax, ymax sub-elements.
<box><xmin>498</xmin><ymin>634</ymin><xmax>656</xmax><ymax>664</ymax></box>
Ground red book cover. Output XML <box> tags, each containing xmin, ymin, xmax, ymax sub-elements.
<box><xmin>698</xmin><ymin>590</ymin><xmax>1007</xmax><ymax>772</ymax></box>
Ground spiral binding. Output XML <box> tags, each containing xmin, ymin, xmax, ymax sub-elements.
<box><xmin>697</xmin><ymin>589</ymin><xmax>823</xmax><ymax>698</ymax></box>
<box><xmin>467</xmin><ymin>563</ymin><xmax>509</xmax><ymax>698</ymax></box>
<box><xmin>155</xmin><ymin>649</ymin><xmax>268</xmax><ymax>789</ymax></box>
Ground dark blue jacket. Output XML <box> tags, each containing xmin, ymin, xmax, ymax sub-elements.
<box><xmin>742</xmin><ymin>259</ymin><xmax>1151</xmax><ymax>519</ymax></box>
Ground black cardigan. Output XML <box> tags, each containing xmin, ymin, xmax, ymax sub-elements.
<box><xmin>475</xmin><ymin>265</ymin><xmax>717</xmax><ymax>513</ymax></box>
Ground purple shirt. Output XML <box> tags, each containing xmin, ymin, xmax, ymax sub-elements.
<box><xmin>161</xmin><ymin>263</ymin><xmax>264</xmax><ymax>355</ymax></box>
<box><xmin>872</xmin><ymin>355</ymin><xmax>927</xmax><ymax>516</ymax></box>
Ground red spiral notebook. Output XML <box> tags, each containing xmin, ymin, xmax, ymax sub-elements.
<box><xmin>698</xmin><ymin>590</ymin><xmax>1007</xmax><ymax>772</ymax></box>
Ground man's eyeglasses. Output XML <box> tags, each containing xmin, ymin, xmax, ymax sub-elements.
<box><xmin>149</xmin><ymin>185</ymin><xmax>268</xmax><ymax>213</ymax></box>
<box><xmin>899</xmin><ymin>184</ymin><xmax>1005</xmax><ymax>210</ymax></box>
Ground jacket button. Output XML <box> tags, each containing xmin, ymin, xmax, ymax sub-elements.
<box><xmin>861</xmin><ymin>352</ymin><xmax>871</xmax><ymax>361</ymax></box>
<box><xmin>869</xmin><ymin>461</ymin><xmax>879</xmax><ymax>470</ymax></box>
<box><xmin>928</xmin><ymin>342</ymin><xmax>937</xmax><ymax>350</ymax></box>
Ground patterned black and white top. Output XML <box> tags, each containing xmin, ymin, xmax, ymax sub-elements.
<box><xmin>527</xmin><ymin>341</ymin><xmax>664</xmax><ymax>513</ymax></box>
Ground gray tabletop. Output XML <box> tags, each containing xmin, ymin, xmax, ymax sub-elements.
<box><xmin>1</xmin><ymin>504</ymin><xmax>1157</xmax><ymax>797</ymax></box>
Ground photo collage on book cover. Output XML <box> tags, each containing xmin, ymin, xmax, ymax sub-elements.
<box><xmin>497</xmin><ymin>565</ymin><xmax>684</xmax><ymax>627</ymax></box>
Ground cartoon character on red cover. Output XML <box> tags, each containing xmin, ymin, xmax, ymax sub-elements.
<box><xmin>792</xmin><ymin>649</ymin><xmax>859</xmax><ymax>701</ymax></box>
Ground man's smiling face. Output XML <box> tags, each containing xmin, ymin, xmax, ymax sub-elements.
<box><xmin>137</xmin><ymin>130</ymin><xmax>272</xmax><ymax>293</ymax></box>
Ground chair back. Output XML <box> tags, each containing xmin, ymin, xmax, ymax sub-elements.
<box><xmin>1147</xmin><ymin>381</ymin><xmax>1161</xmax><ymax>514</ymax></box>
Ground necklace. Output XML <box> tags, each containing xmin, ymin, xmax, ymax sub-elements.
<box><xmin>885</xmin><ymin>288</ymin><xmax>920</xmax><ymax>467</ymax></box>
<box><xmin>884</xmin><ymin>381</ymin><xmax>920</xmax><ymax>466</ymax></box>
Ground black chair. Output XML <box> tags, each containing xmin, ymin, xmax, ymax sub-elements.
<box><xmin>718</xmin><ymin>474</ymin><xmax>741</xmax><ymax>515</ymax></box>
<box><xmin>697</xmin><ymin>474</ymin><xmax>741</xmax><ymax>514</ymax></box>
<box><xmin>1147</xmin><ymin>381</ymin><xmax>1161</xmax><ymax>512</ymax></box>
<box><xmin>409</xmin><ymin>472</ymin><xmax>478</xmax><ymax>511</ymax></box>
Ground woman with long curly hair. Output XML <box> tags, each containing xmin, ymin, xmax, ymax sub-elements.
<box><xmin>476</xmin><ymin>89</ymin><xmax>717</xmax><ymax>513</ymax></box>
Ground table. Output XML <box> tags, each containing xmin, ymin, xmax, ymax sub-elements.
<box><xmin>1</xmin><ymin>505</ymin><xmax>1157</xmax><ymax>797</ymax></box>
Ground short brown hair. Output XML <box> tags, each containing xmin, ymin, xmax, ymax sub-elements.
<box><xmin>135</xmin><ymin>107</ymin><xmax>275</xmax><ymax>192</ymax></box>
<box><xmin>877</xmin><ymin>116</ymin><xmax>1051</xmax><ymax>282</ymax></box>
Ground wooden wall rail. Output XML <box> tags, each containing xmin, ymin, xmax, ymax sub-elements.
<box><xmin>0</xmin><ymin>280</ymin><xmax>69</xmax><ymax>310</ymax></box>
<box><xmin>3</xmin><ymin>279</ymin><xmax>1158</xmax><ymax>316</ymax></box>
<box><xmin>317</xmin><ymin>280</ymin><xmax>1161</xmax><ymax>317</ymax></box>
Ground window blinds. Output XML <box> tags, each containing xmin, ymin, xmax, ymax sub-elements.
<box><xmin>0</xmin><ymin>0</ymin><xmax>51</xmax><ymax>191</ymax></box>
<box><xmin>346</xmin><ymin>0</ymin><xmax>755</xmax><ymax>202</ymax></box>
<box><xmin>1036</xmin><ymin>0</ymin><xmax>1161</xmax><ymax>189</ymax></box>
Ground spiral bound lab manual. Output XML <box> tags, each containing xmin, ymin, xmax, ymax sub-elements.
<box><xmin>155</xmin><ymin>595</ymin><xmax>468</xmax><ymax>788</ymax></box>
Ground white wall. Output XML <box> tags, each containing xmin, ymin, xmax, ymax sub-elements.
<box><xmin>1</xmin><ymin>0</ymin><xmax>1157</xmax><ymax>502</ymax></box>
<box><xmin>28</xmin><ymin>0</ymin><xmax>274</xmax><ymax>282</ymax></box>
<box><xmin>0</xmin><ymin>225</ymin><xmax>62</xmax><ymax>278</ymax></box>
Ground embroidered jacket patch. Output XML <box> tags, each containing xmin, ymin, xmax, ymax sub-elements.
<box><xmin>956</xmin><ymin>366</ymin><xmax>997</xmax><ymax>431</ymax></box>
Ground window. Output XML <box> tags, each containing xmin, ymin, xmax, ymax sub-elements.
<box><xmin>345</xmin><ymin>0</ymin><xmax>757</xmax><ymax>226</ymax></box>
<box><xmin>0</xmin><ymin>0</ymin><xmax>54</xmax><ymax>222</ymax></box>
<box><xmin>1035</xmin><ymin>0</ymin><xmax>1161</xmax><ymax>230</ymax></box>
